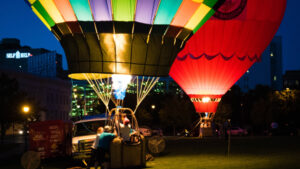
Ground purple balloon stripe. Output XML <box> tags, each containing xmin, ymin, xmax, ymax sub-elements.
<box><xmin>135</xmin><ymin>0</ymin><xmax>160</xmax><ymax>24</ymax></box>
<box><xmin>89</xmin><ymin>0</ymin><xmax>112</xmax><ymax>21</ymax></box>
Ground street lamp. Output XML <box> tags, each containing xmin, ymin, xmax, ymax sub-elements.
<box><xmin>22</xmin><ymin>106</ymin><xmax>30</xmax><ymax>114</ymax></box>
<box><xmin>22</xmin><ymin>105</ymin><xmax>31</xmax><ymax>152</ymax></box>
<box><xmin>151</xmin><ymin>104</ymin><xmax>156</xmax><ymax>110</ymax></box>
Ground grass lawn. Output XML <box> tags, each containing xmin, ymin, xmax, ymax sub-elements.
<box><xmin>0</xmin><ymin>136</ymin><xmax>299</xmax><ymax>169</ymax></box>
<box><xmin>147</xmin><ymin>136</ymin><xmax>300</xmax><ymax>169</ymax></box>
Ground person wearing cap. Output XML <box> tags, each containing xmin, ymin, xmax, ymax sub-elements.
<box><xmin>120</xmin><ymin>117</ymin><xmax>137</xmax><ymax>143</ymax></box>
<box><xmin>119</xmin><ymin>117</ymin><xmax>131</xmax><ymax>142</ymax></box>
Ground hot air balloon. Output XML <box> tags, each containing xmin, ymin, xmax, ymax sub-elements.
<box><xmin>25</xmin><ymin>0</ymin><xmax>224</xmax><ymax>166</ymax></box>
<box><xmin>170</xmin><ymin>0</ymin><xmax>286</xmax><ymax>134</ymax></box>
<box><xmin>26</xmin><ymin>0</ymin><xmax>222</xmax><ymax>111</ymax></box>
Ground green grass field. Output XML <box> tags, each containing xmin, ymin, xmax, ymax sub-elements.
<box><xmin>147</xmin><ymin>136</ymin><xmax>300</xmax><ymax>169</ymax></box>
<box><xmin>1</xmin><ymin>136</ymin><xmax>300</xmax><ymax>169</ymax></box>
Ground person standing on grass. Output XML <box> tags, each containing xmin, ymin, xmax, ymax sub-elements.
<box><xmin>97</xmin><ymin>125</ymin><xmax>117</xmax><ymax>169</ymax></box>
<box><xmin>89</xmin><ymin>127</ymin><xmax>104</xmax><ymax>169</ymax></box>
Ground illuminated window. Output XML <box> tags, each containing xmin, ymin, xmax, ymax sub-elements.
<box><xmin>270</xmin><ymin>52</ymin><xmax>274</xmax><ymax>57</ymax></box>
<box><xmin>273</xmin><ymin>76</ymin><xmax>277</xmax><ymax>81</ymax></box>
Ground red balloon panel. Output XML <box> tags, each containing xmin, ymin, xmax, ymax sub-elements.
<box><xmin>170</xmin><ymin>0</ymin><xmax>286</xmax><ymax>113</ymax></box>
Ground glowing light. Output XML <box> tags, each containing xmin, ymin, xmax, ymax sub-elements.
<box><xmin>19</xmin><ymin>130</ymin><xmax>24</xmax><ymax>135</ymax></box>
<box><xmin>151</xmin><ymin>105</ymin><xmax>156</xmax><ymax>110</ymax></box>
<box><xmin>22</xmin><ymin>106</ymin><xmax>30</xmax><ymax>114</ymax></box>
<box><xmin>112</xmin><ymin>74</ymin><xmax>132</xmax><ymax>100</ymax></box>
<box><xmin>202</xmin><ymin>97</ymin><xmax>210</xmax><ymax>103</ymax></box>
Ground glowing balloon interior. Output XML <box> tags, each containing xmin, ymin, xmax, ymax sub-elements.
<box><xmin>170</xmin><ymin>0</ymin><xmax>287</xmax><ymax>114</ymax></box>
<box><xmin>26</xmin><ymin>0</ymin><xmax>221</xmax><ymax>79</ymax></box>
<box><xmin>112</xmin><ymin>74</ymin><xmax>132</xmax><ymax>100</ymax></box>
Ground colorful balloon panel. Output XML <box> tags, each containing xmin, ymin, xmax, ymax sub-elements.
<box><xmin>135</xmin><ymin>0</ymin><xmax>160</xmax><ymax>24</ymax></box>
<box><xmin>27</xmin><ymin>0</ymin><xmax>218</xmax><ymax>33</ymax></box>
<box><xmin>52</xmin><ymin>0</ymin><xmax>77</xmax><ymax>22</ymax></box>
<box><xmin>26</xmin><ymin>0</ymin><xmax>220</xmax><ymax>79</ymax></box>
<box><xmin>170</xmin><ymin>0</ymin><xmax>286</xmax><ymax>113</ymax></box>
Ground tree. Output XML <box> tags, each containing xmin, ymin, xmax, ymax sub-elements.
<box><xmin>135</xmin><ymin>107</ymin><xmax>153</xmax><ymax>127</ymax></box>
<box><xmin>274</xmin><ymin>89</ymin><xmax>300</xmax><ymax>126</ymax></box>
<box><xmin>215</xmin><ymin>101</ymin><xmax>232</xmax><ymax>126</ymax></box>
<box><xmin>158</xmin><ymin>95</ymin><xmax>194</xmax><ymax>135</ymax></box>
<box><xmin>0</xmin><ymin>73</ymin><xmax>42</xmax><ymax>143</ymax></box>
<box><xmin>0</xmin><ymin>73</ymin><xmax>21</xmax><ymax>142</ymax></box>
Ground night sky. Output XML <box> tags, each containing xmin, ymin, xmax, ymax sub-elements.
<box><xmin>0</xmin><ymin>0</ymin><xmax>299</xmax><ymax>72</ymax></box>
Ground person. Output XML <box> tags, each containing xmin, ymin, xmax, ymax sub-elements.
<box><xmin>97</xmin><ymin>125</ymin><xmax>117</xmax><ymax>169</ymax></box>
<box><xmin>89</xmin><ymin>127</ymin><xmax>104</xmax><ymax>169</ymax></box>
<box><xmin>119</xmin><ymin>117</ymin><xmax>135</xmax><ymax>142</ymax></box>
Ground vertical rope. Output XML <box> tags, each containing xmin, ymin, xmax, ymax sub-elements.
<box><xmin>83</xmin><ymin>73</ymin><xmax>112</xmax><ymax>112</ymax></box>
<box><xmin>133</xmin><ymin>76</ymin><xmax>159</xmax><ymax>114</ymax></box>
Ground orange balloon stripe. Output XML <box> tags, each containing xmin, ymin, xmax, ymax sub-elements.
<box><xmin>170</xmin><ymin>0</ymin><xmax>201</xmax><ymax>27</ymax></box>
<box><xmin>52</xmin><ymin>0</ymin><xmax>77</xmax><ymax>22</ymax></box>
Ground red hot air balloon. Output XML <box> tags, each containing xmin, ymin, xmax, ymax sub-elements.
<box><xmin>170</xmin><ymin>0</ymin><xmax>286</xmax><ymax>122</ymax></box>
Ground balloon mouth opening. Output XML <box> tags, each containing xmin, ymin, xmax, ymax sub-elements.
<box><xmin>189</xmin><ymin>95</ymin><xmax>223</xmax><ymax>103</ymax></box>
<box><xmin>69</xmin><ymin>73</ymin><xmax>132</xmax><ymax>80</ymax></box>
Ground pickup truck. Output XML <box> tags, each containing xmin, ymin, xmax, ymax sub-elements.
<box><xmin>72</xmin><ymin>117</ymin><xmax>106</xmax><ymax>160</ymax></box>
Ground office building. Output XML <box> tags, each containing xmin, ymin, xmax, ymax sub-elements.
<box><xmin>0</xmin><ymin>38</ymin><xmax>65</xmax><ymax>78</ymax></box>
<box><xmin>237</xmin><ymin>36</ymin><xmax>283</xmax><ymax>91</ymax></box>
<box><xmin>0</xmin><ymin>69</ymin><xmax>72</xmax><ymax>121</ymax></box>
<box><xmin>283</xmin><ymin>70</ymin><xmax>300</xmax><ymax>90</ymax></box>
<box><xmin>0</xmin><ymin>38</ymin><xmax>72</xmax><ymax>120</ymax></box>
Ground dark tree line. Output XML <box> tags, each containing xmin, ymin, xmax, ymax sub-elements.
<box><xmin>215</xmin><ymin>85</ymin><xmax>300</xmax><ymax>134</ymax></box>
<box><xmin>90</xmin><ymin>84</ymin><xmax>300</xmax><ymax>135</ymax></box>
<box><xmin>0</xmin><ymin>73</ymin><xmax>42</xmax><ymax>143</ymax></box>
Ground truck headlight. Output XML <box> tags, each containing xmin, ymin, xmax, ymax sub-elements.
<box><xmin>72</xmin><ymin>143</ymin><xmax>78</xmax><ymax>153</ymax></box>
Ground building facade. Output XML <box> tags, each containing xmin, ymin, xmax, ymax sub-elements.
<box><xmin>237</xmin><ymin>36</ymin><xmax>283</xmax><ymax>91</ymax></box>
<box><xmin>283</xmin><ymin>70</ymin><xmax>300</xmax><ymax>90</ymax></box>
<box><xmin>0</xmin><ymin>38</ymin><xmax>72</xmax><ymax>121</ymax></box>
<box><xmin>0</xmin><ymin>69</ymin><xmax>72</xmax><ymax>121</ymax></box>
<box><xmin>27</xmin><ymin>51</ymin><xmax>64</xmax><ymax>78</ymax></box>
<box><xmin>0</xmin><ymin>38</ymin><xmax>49</xmax><ymax>72</ymax></box>
<box><xmin>0</xmin><ymin>38</ymin><xmax>65</xmax><ymax>78</ymax></box>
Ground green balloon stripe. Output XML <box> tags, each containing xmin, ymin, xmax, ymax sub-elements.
<box><xmin>193</xmin><ymin>9</ymin><xmax>215</xmax><ymax>33</ymax></box>
<box><xmin>33</xmin><ymin>0</ymin><xmax>55</xmax><ymax>27</ymax></box>
<box><xmin>112</xmin><ymin>0</ymin><xmax>136</xmax><ymax>21</ymax></box>
<box><xmin>204</xmin><ymin>0</ymin><xmax>218</xmax><ymax>8</ymax></box>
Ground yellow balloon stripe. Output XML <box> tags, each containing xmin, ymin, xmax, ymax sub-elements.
<box><xmin>39</xmin><ymin>0</ymin><xmax>64</xmax><ymax>23</ymax></box>
<box><xmin>185</xmin><ymin>3</ymin><xmax>211</xmax><ymax>30</ymax></box>
<box><xmin>28</xmin><ymin>0</ymin><xmax>36</xmax><ymax>4</ymax></box>
<box><xmin>192</xmin><ymin>0</ymin><xmax>204</xmax><ymax>2</ymax></box>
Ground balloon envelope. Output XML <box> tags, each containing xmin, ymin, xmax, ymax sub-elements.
<box><xmin>26</xmin><ymin>0</ymin><xmax>221</xmax><ymax>79</ymax></box>
<box><xmin>170</xmin><ymin>0</ymin><xmax>286</xmax><ymax>113</ymax></box>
